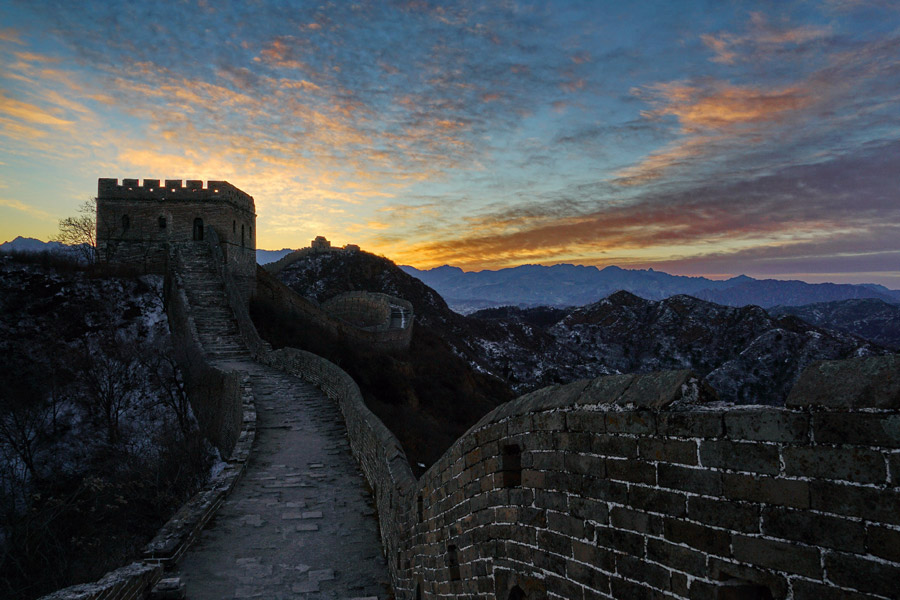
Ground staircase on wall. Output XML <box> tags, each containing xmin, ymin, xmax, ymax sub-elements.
<box><xmin>178</xmin><ymin>243</ymin><xmax>252</xmax><ymax>362</ymax></box>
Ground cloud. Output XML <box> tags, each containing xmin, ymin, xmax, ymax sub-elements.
<box><xmin>0</xmin><ymin>197</ymin><xmax>53</xmax><ymax>220</ymax></box>
<box><xmin>701</xmin><ymin>12</ymin><xmax>830</xmax><ymax>65</ymax></box>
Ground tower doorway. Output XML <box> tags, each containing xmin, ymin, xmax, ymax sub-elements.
<box><xmin>193</xmin><ymin>218</ymin><xmax>204</xmax><ymax>241</ymax></box>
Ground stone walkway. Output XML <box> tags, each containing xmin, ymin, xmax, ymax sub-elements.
<box><xmin>174</xmin><ymin>360</ymin><xmax>392</xmax><ymax>599</ymax></box>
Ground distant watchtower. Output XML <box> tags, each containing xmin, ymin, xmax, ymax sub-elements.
<box><xmin>96</xmin><ymin>178</ymin><xmax>257</xmax><ymax>297</ymax></box>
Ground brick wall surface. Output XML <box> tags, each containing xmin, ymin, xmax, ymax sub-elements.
<box><xmin>281</xmin><ymin>352</ymin><xmax>900</xmax><ymax>600</ymax></box>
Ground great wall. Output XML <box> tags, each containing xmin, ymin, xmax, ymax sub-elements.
<box><xmin>41</xmin><ymin>179</ymin><xmax>900</xmax><ymax>599</ymax></box>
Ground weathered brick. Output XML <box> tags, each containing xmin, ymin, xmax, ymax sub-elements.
<box><xmin>762</xmin><ymin>506</ymin><xmax>865</xmax><ymax>552</ymax></box>
<box><xmin>687</xmin><ymin>496</ymin><xmax>760</xmax><ymax>533</ymax></box>
<box><xmin>606</xmin><ymin>457</ymin><xmax>656</xmax><ymax>484</ymax></box>
<box><xmin>638</xmin><ymin>437</ymin><xmax>699</xmax><ymax>465</ymax></box>
<box><xmin>566</xmin><ymin>411</ymin><xmax>607</xmax><ymax>433</ymax></box>
<box><xmin>724</xmin><ymin>408</ymin><xmax>809</xmax><ymax>442</ymax></box>
<box><xmin>811</xmin><ymin>481</ymin><xmax>900</xmax><ymax>525</ymax></box>
<box><xmin>521</xmin><ymin>469</ymin><xmax>545</xmax><ymax>489</ymax></box>
<box><xmin>867</xmin><ymin>523</ymin><xmax>900</xmax><ymax>563</ymax></box>
<box><xmin>536</xmin><ymin>529</ymin><xmax>573</xmax><ymax>558</ymax></box>
<box><xmin>825</xmin><ymin>551</ymin><xmax>900</xmax><ymax>597</ymax></box>
<box><xmin>532</xmin><ymin>547</ymin><xmax>567</xmax><ymax>576</ymax></box>
<box><xmin>610</xmin><ymin>577</ymin><xmax>658</xmax><ymax>600</ymax></box>
<box><xmin>657</xmin><ymin>410</ymin><xmax>724</xmax><ymax>438</ymax></box>
<box><xmin>548</xmin><ymin>510</ymin><xmax>586</xmax><ymax>539</ymax></box>
<box><xmin>786</xmin><ymin>354</ymin><xmax>900</xmax><ymax>410</ymax></box>
<box><xmin>616</xmin><ymin>554</ymin><xmax>671</xmax><ymax>590</ymax></box>
<box><xmin>890</xmin><ymin>451</ymin><xmax>900</xmax><ymax>486</ymax></box>
<box><xmin>569</xmin><ymin>496</ymin><xmax>609</xmax><ymax>524</ymax></box>
<box><xmin>595</xmin><ymin>525</ymin><xmax>645</xmax><ymax>556</ymax></box>
<box><xmin>531</xmin><ymin>451</ymin><xmax>565</xmax><ymax>471</ymax></box>
<box><xmin>663</xmin><ymin>518</ymin><xmax>730</xmax><ymax>556</ymax></box>
<box><xmin>812</xmin><ymin>412</ymin><xmax>900</xmax><ymax>448</ymax></box>
<box><xmin>564</xmin><ymin>452</ymin><xmax>605</xmax><ymax>477</ymax></box>
<box><xmin>605</xmin><ymin>411</ymin><xmax>656</xmax><ymax>435</ymax></box>
<box><xmin>573</xmin><ymin>539</ymin><xmax>615</xmax><ymax>570</ymax></box>
<box><xmin>647</xmin><ymin>538</ymin><xmax>707</xmax><ymax>576</ymax></box>
<box><xmin>533</xmin><ymin>410</ymin><xmax>567</xmax><ymax>432</ymax></box>
<box><xmin>628</xmin><ymin>485</ymin><xmax>687</xmax><ymax>517</ymax></box>
<box><xmin>657</xmin><ymin>463</ymin><xmax>722</xmax><ymax>495</ymax></box>
<box><xmin>700</xmin><ymin>440</ymin><xmax>780</xmax><ymax>475</ymax></box>
<box><xmin>723</xmin><ymin>473</ymin><xmax>809</xmax><ymax>508</ymax></box>
<box><xmin>783</xmin><ymin>445</ymin><xmax>886</xmax><ymax>484</ymax></box>
<box><xmin>792</xmin><ymin>579</ymin><xmax>883</xmax><ymax>600</ymax></box>
<box><xmin>592</xmin><ymin>434</ymin><xmax>638</xmax><ymax>458</ymax></box>
<box><xmin>582</xmin><ymin>476</ymin><xmax>629</xmax><ymax>504</ymax></box>
<box><xmin>732</xmin><ymin>535</ymin><xmax>821</xmax><ymax>578</ymax></box>
<box><xmin>566</xmin><ymin>559</ymin><xmax>611</xmax><ymax>591</ymax></box>
<box><xmin>708</xmin><ymin>557</ymin><xmax>789</xmax><ymax>599</ymax></box>
<box><xmin>609</xmin><ymin>506</ymin><xmax>663</xmax><ymax>535</ymax></box>
<box><xmin>558</xmin><ymin>431</ymin><xmax>594</xmax><ymax>452</ymax></box>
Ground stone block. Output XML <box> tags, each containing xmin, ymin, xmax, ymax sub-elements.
<box><xmin>867</xmin><ymin>523</ymin><xmax>900</xmax><ymax>563</ymax></box>
<box><xmin>569</xmin><ymin>496</ymin><xmax>609</xmax><ymax>524</ymax></box>
<box><xmin>617</xmin><ymin>369</ymin><xmax>718</xmax><ymax>409</ymax></box>
<box><xmin>605</xmin><ymin>411</ymin><xmax>656</xmax><ymax>435</ymax></box>
<box><xmin>700</xmin><ymin>440</ymin><xmax>781</xmax><ymax>475</ymax></box>
<box><xmin>595</xmin><ymin>525</ymin><xmax>646</xmax><ymax>557</ymax></box>
<box><xmin>592</xmin><ymin>434</ymin><xmax>638</xmax><ymax>458</ymax></box>
<box><xmin>533</xmin><ymin>410</ymin><xmax>567</xmax><ymax>431</ymax></box>
<box><xmin>576</xmin><ymin>373</ymin><xmax>635</xmax><ymax>406</ymax></box>
<box><xmin>566</xmin><ymin>559</ymin><xmax>611</xmax><ymax>591</ymax></box>
<box><xmin>582</xmin><ymin>476</ymin><xmax>629</xmax><ymax>504</ymax></box>
<box><xmin>761</xmin><ymin>506</ymin><xmax>865</xmax><ymax>552</ymax></box>
<box><xmin>707</xmin><ymin>558</ymin><xmax>790</xmax><ymax>599</ymax></box>
<box><xmin>605</xmin><ymin>457</ymin><xmax>656</xmax><ymax>485</ymax></box>
<box><xmin>566</xmin><ymin>411</ymin><xmax>607</xmax><ymax>433</ymax></box>
<box><xmin>663</xmin><ymin>518</ymin><xmax>730</xmax><ymax>556</ymax></box>
<box><xmin>658</xmin><ymin>410</ymin><xmax>724</xmax><ymax>438</ymax></box>
<box><xmin>791</xmin><ymin>579</ymin><xmax>883</xmax><ymax>600</ymax></box>
<box><xmin>732</xmin><ymin>535</ymin><xmax>821</xmax><ymax>578</ymax></box>
<box><xmin>616</xmin><ymin>553</ymin><xmax>671</xmax><ymax>590</ymax></box>
<box><xmin>786</xmin><ymin>354</ymin><xmax>900</xmax><ymax>409</ymax></box>
<box><xmin>811</xmin><ymin>481</ymin><xmax>900</xmax><ymax>525</ymax></box>
<box><xmin>609</xmin><ymin>506</ymin><xmax>663</xmax><ymax>535</ymax></box>
<box><xmin>638</xmin><ymin>437</ymin><xmax>699</xmax><ymax>465</ymax></box>
<box><xmin>610</xmin><ymin>577</ymin><xmax>658</xmax><ymax>600</ymax></box>
<box><xmin>724</xmin><ymin>408</ymin><xmax>809</xmax><ymax>442</ymax></box>
<box><xmin>812</xmin><ymin>413</ymin><xmax>900</xmax><ymax>448</ymax></box>
<box><xmin>657</xmin><ymin>463</ymin><xmax>722</xmax><ymax>495</ymax></box>
<box><xmin>722</xmin><ymin>473</ymin><xmax>809</xmax><ymax>508</ymax></box>
<box><xmin>647</xmin><ymin>538</ymin><xmax>707</xmax><ymax>575</ymax></box>
<box><xmin>573</xmin><ymin>539</ymin><xmax>615</xmax><ymax>570</ymax></box>
<box><xmin>824</xmin><ymin>551</ymin><xmax>900</xmax><ymax>597</ymax></box>
<box><xmin>628</xmin><ymin>485</ymin><xmax>687</xmax><ymax>517</ymax></box>
<box><xmin>783</xmin><ymin>445</ymin><xmax>886</xmax><ymax>484</ymax></box>
<box><xmin>563</xmin><ymin>452</ymin><xmax>605</xmax><ymax>477</ymax></box>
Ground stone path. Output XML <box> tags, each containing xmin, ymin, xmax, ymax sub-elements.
<box><xmin>174</xmin><ymin>360</ymin><xmax>392</xmax><ymax>599</ymax></box>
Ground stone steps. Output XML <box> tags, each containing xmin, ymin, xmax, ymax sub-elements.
<box><xmin>178</xmin><ymin>243</ymin><xmax>250</xmax><ymax>361</ymax></box>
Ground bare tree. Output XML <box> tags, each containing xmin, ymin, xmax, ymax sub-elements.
<box><xmin>79</xmin><ymin>338</ymin><xmax>138</xmax><ymax>445</ymax></box>
<box><xmin>142</xmin><ymin>337</ymin><xmax>196</xmax><ymax>438</ymax></box>
<box><xmin>54</xmin><ymin>199</ymin><xmax>97</xmax><ymax>264</ymax></box>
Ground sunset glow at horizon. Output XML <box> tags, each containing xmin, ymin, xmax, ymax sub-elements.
<box><xmin>1</xmin><ymin>1</ymin><xmax>899</xmax><ymax>286</ymax></box>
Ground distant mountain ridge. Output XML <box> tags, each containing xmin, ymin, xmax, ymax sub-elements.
<box><xmin>0</xmin><ymin>236</ymin><xmax>71</xmax><ymax>254</ymax></box>
<box><xmin>401</xmin><ymin>263</ymin><xmax>900</xmax><ymax>311</ymax></box>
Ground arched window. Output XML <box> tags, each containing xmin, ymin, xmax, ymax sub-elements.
<box><xmin>121</xmin><ymin>214</ymin><xmax>130</xmax><ymax>232</ymax></box>
<box><xmin>158</xmin><ymin>216</ymin><xmax>166</xmax><ymax>229</ymax></box>
<box><xmin>508</xmin><ymin>585</ymin><xmax>526</xmax><ymax>600</ymax></box>
<box><xmin>193</xmin><ymin>218</ymin><xmax>204</xmax><ymax>241</ymax></box>
<box><xmin>241</xmin><ymin>223</ymin><xmax>245</xmax><ymax>248</ymax></box>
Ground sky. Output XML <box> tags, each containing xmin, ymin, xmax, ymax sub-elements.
<box><xmin>1</xmin><ymin>1</ymin><xmax>899</xmax><ymax>286</ymax></box>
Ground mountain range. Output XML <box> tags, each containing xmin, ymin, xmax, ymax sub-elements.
<box><xmin>401</xmin><ymin>263</ymin><xmax>900</xmax><ymax>312</ymax></box>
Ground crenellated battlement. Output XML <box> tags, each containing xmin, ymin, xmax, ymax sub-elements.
<box><xmin>98</xmin><ymin>178</ymin><xmax>255</xmax><ymax>214</ymax></box>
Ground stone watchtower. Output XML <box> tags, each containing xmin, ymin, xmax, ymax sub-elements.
<box><xmin>96</xmin><ymin>178</ymin><xmax>257</xmax><ymax>297</ymax></box>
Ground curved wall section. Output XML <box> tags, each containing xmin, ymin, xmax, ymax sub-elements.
<box><xmin>394</xmin><ymin>359</ymin><xmax>900</xmax><ymax>599</ymax></box>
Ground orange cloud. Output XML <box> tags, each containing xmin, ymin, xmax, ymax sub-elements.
<box><xmin>641</xmin><ymin>82</ymin><xmax>811</xmax><ymax>132</ymax></box>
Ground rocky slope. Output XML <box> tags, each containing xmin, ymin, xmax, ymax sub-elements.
<box><xmin>769</xmin><ymin>298</ymin><xmax>900</xmax><ymax>350</ymax></box>
<box><xmin>0</xmin><ymin>253</ymin><xmax>210</xmax><ymax>599</ymax></box>
<box><xmin>274</xmin><ymin>250</ymin><xmax>885</xmax><ymax>409</ymax></box>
